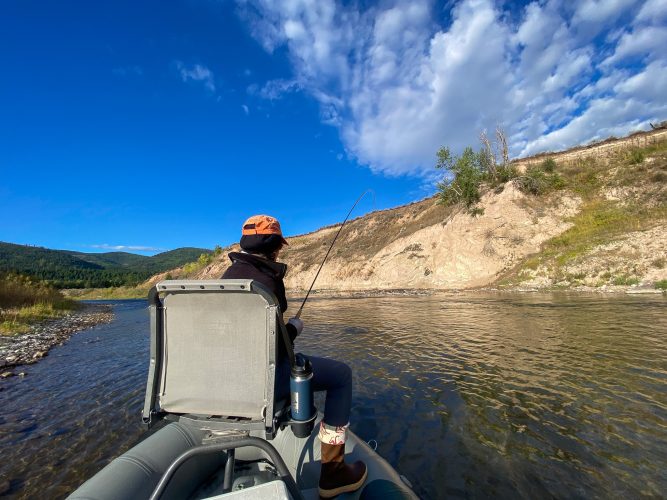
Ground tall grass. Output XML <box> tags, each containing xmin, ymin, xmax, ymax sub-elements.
<box><xmin>521</xmin><ymin>201</ymin><xmax>665</xmax><ymax>271</ymax></box>
<box><xmin>65</xmin><ymin>286</ymin><xmax>148</xmax><ymax>300</ymax></box>
<box><xmin>0</xmin><ymin>273</ymin><xmax>77</xmax><ymax>334</ymax></box>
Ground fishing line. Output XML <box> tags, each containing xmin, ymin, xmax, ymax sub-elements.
<box><xmin>295</xmin><ymin>189</ymin><xmax>375</xmax><ymax>320</ymax></box>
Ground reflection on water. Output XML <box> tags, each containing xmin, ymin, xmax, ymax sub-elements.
<box><xmin>1</xmin><ymin>294</ymin><xmax>666</xmax><ymax>499</ymax></box>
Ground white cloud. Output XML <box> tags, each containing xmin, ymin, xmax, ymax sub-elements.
<box><xmin>175</xmin><ymin>61</ymin><xmax>216</xmax><ymax>92</ymax></box>
<box><xmin>571</xmin><ymin>0</ymin><xmax>639</xmax><ymax>33</ymax></box>
<box><xmin>636</xmin><ymin>0</ymin><xmax>667</xmax><ymax>23</ymax></box>
<box><xmin>602</xmin><ymin>26</ymin><xmax>667</xmax><ymax>66</ymax></box>
<box><xmin>614</xmin><ymin>60</ymin><xmax>667</xmax><ymax>101</ymax></box>
<box><xmin>241</xmin><ymin>104</ymin><xmax>249</xmax><ymax>115</ymax></box>
<box><xmin>91</xmin><ymin>244</ymin><xmax>163</xmax><ymax>252</ymax></box>
<box><xmin>251</xmin><ymin>78</ymin><xmax>302</xmax><ymax>100</ymax></box>
<box><xmin>519</xmin><ymin>94</ymin><xmax>666</xmax><ymax>155</ymax></box>
<box><xmin>238</xmin><ymin>0</ymin><xmax>667</xmax><ymax>174</ymax></box>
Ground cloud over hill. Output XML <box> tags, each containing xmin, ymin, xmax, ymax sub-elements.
<box><xmin>240</xmin><ymin>0</ymin><xmax>667</xmax><ymax>176</ymax></box>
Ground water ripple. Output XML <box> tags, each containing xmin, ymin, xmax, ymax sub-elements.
<box><xmin>1</xmin><ymin>294</ymin><xmax>666</xmax><ymax>499</ymax></box>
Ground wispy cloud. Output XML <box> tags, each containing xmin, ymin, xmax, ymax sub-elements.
<box><xmin>239</xmin><ymin>0</ymin><xmax>667</xmax><ymax>176</ymax></box>
<box><xmin>90</xmin><ymin>244</ymin><xmax>164</xmax><ymax>252</ymax></box>
<box><xmin>248</xmin><ymin>78</ymin><xmax>302</xmax><ymax>100</ymax></box>
<box><xmin>174</xmin><ymin>61</ymin><xmax>216</xmax><ymax>92</ymax></box>
<box><xmin>241</xmin><ymin>104</ymin><xmax>249</xmax><ymax>115</ymax></box>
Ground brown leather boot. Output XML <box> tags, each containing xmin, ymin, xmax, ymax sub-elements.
<box><xmin>319</xmin><ymin>441</ymin><xmax>368</xmax><ymax>498</ymax></box>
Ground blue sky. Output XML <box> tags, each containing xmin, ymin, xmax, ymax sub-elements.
<box><xmin>1</xmin><ymin>0</ymin><xmax>665</xmax><ymax>255</ymax></box>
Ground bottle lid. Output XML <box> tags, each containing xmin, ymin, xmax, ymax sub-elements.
<box><xmin>291</xmin><ymin>353</ymin><xmax>313</xmax><ymax>377</ymax></box>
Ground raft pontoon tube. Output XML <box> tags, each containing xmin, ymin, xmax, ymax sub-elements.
<box><xmin>68</xmin><ymin>280</ymin><xmax>417</xmax><ymax>500</ymax></box>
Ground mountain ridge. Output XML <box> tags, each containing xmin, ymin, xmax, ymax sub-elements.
<box><xmin>0</xmin><ymin>242</ymin><xmax>212</xmax><ymax>288</ymax></box>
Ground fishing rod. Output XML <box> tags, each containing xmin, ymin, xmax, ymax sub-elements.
<box><xmin>294</xmin><ymin>189</ymin><xmax>374</xmax><ymax>320</ymax></box>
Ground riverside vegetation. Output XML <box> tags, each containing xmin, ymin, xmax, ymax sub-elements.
<box><xmin>0</xmin><ymin>273</ymin><xmax>113</xmax><ymax>374</ymax></box>
<box><xmin>0</xmin><ymin>273</ymin><xmax>77</xmax><ymax>335</ymax></box>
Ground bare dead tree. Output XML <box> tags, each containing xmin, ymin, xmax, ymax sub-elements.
<box><xmin>480</xmin><ymin>130</ymin><xmax>496</xmax><ymax>177</ymax></box>
<box><xmin>496</xmin><ymin>126</ymin><xmax>509</xmax><ymax>166</ymax></box>
<box><xmin>449</xmin><ymin>181</ymin><xmax>463</xmax><ymax>197</ymax></box>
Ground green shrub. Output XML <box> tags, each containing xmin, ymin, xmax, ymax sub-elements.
<box><xmin>0</xmin><ymin>273</ymin><xmax>71</xmax><ymax>309</ymax></box>
<box><xmin>436</xmin><ymin>147</ymin><xmax>484</xmax><ymax>210</ymax></box>
<box><xmin>628</xmin><ymin>149</ymin><xmax>645</xmax><ymax>165</ymax></box>
<box><xmin>435</xmin><ymin>140</ymin><xmax>521</xmax><ymax>213</ymax></box>
<box><xmin>541</xmin><ymin>158</ymin><xmax>557</xmax><ymax>173</ymax></box>
<box><xmin>655</xmin><ymin>280</ymin><xmax>667</xmax><ymax>290</ymax></box>
<box><xmin>515</xmin><ymin>165</ymin><xmax>565</xmax><ymax>195</ymax></box>
<box><xmin>0</xmin><ymin>273</ymin><xmax>76</xmax><ymax>334</ymax></box>
<box><xmin>612</xmin><ymin>275</ymin><xmax>639</xmax><ymax>286</ymax></box>
<box><xmin>182</xmin><ymin>252</ymin><xmax>217</xmax><ymax>276</ymax></box>
<box><xmin>495</xmin><ymin>164</ymin><xmax>518</xmax><ymax>184</ymax></box>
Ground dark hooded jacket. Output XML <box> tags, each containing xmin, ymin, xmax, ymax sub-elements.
<box><xmin>222</xmin><ymin>252</ymin><xmax>298</xmax><ymax>358</ymax></box>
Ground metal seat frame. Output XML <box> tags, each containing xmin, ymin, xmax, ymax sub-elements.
<box><xmin>142</xmin><ymin>279</ymin><xmax>290</xmax><ymax>440</ymax></box>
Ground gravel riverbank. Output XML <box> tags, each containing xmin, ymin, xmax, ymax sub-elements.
<box><xmin>0</xmin><ymin>303</ymin><xmax>113</xmax><ymax>377</ymax></box>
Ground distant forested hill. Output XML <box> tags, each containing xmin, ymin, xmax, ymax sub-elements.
<box><xmin>0</xmin><ymin>242</ymin><xmax>211</xmax><ymax>288</ymax></box>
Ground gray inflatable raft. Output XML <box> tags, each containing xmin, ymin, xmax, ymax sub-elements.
<box><xmin>68</xmin><ymin>280</ymin><xmax>417</xmax><ymax>500</ymax></box>
<box><xmin>69</xmin><ymin>414</ymin><xmax>416</xmax><ymax>499</ymax></box>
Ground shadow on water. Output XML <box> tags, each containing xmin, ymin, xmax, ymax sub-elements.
<box><xmin>1</xmin><ymin>293</ymin><xmax>666</xmax><ymax>499</ymax></box>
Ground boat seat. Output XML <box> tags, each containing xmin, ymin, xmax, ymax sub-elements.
<box><xmin>143</xmin><ymin>279</ymin><xmax>290</xmax><ymax>439</ymax></box>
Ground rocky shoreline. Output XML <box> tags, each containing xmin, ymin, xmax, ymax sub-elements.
<box><xmin>0</xmin><ymin>303</ymin><xmax>113</xmax><ymax>378</ymax></box>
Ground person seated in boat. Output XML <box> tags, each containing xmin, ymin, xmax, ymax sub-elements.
<box><xmin>222</xmin><ymin>214</ymin><xmax>368</xmax><ymax>498</ymax></box>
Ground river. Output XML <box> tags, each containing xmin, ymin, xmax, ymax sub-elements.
<box><xmin>0</xmin><ymin>293</ymin><xmax>665</xmax><ymax>499</ymax></box>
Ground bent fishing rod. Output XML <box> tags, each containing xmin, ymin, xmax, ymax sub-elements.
<box><xmin>294</xmin><ymin>189</ymin><xmax>373</xmax><ymax>320</ymax></box>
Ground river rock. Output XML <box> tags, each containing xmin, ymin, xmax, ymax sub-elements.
<box><xmin>0</xmin><ymin>303</ymin><xmax>113</xmax><ymax>374</ymax></box>
<box><xmin>0</xmin><ymin>479</ymin><xmax>11</xmax><ymax>495</ymax></box>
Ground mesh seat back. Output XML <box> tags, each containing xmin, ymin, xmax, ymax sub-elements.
<box><xmin>157</xmin><ymin>282</ymin><xmax>276</xmax><ymax>420</ymax></box>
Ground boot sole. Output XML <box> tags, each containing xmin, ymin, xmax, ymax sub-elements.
<box><xmin>318</xmin><ymin>467</ymin><xmax>368</xmax><ymax>498</ymax></box>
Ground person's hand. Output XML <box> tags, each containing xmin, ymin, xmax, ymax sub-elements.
<box><xmin>288</xmin><ymin>317</ymin><xmax>304</xmax><ymax>335</ymax></box>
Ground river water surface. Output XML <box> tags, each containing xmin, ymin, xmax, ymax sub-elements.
<box><xmin>1</xmin><ymin>293</ymin><xmax>666</xmax><ymax>499</ymax></box>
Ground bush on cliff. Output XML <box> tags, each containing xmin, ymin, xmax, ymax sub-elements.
<box><xmin>436</xmin><ymin>146</ymin><xmax>485</xmax><ymax>210</ymax></box>
<box><xmin>514</xmin><ymin>159</ymin><xmax>565</xmax><ymax>195</ymax></box>
<box><xmin>435</xmin><ymin>128</ymin><xmax>519</xmax><ymax>214</ymax></box>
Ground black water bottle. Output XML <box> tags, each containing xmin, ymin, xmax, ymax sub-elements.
<box><xmin>290</xmin><ymin>353</ymin><xmax>314</xmax><ymax>438</ymax></box>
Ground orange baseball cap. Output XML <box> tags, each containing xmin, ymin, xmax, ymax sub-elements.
<box><xmin>242</xmin><ymin>215</ymin><xmax>288</xmax><ymax>245</ymax></box>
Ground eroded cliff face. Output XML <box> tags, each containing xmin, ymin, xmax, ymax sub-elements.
<box><xmin>147</xmin><ymin>128</ymin><xmax>666</xmax><ymax>292</ymax></box>
<box><xmin>147</xmin><ymin>186</ymin><xmax>581</xmax><ymax>291</ymax></box>
<box><xmin>285</xmin><ymin>186</ymin><xmax>580</xmax><ymax>291</ymax></box>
